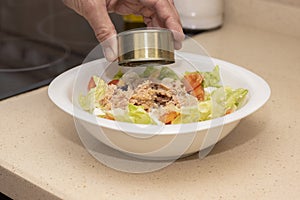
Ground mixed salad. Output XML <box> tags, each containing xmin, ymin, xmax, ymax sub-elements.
<box><xmin>79</xmin><ymin>66</ymin><xmax>248</xmax><ymax>125</ymax></box>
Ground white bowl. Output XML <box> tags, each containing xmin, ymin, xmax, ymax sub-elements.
<box><xmin>48</xmin><ymin>52</ymin><xmax>270</xmax><ymax>160</ymax></box>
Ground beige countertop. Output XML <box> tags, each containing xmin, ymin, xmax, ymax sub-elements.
<box><xmin>1</xmin><ymin>23</ymin><xmax>300</xmax><ymax>200</ymax></box>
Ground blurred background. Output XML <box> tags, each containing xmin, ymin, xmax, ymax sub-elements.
<box><xmin>0</xmin><ymin>0</ymin><xmax>126</xmax><ymax>100</ymax></box>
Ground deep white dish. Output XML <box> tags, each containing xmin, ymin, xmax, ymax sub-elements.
<box><xmin>48</xmin><ymin>52</ymin><xmax>270</xmax><ymax>160</ymax></box>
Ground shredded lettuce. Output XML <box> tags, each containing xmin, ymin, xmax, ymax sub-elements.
<box><xmin>200</xmin><ymin>65</ymin><xmax>221</xmax><ymax>88</ymax></box>
<box><xmin>113</xmin><ymin>69</ymin><xmax>124</xmax><ymax>80</ymax></box>
<box><xmin>141</xmin><ymin>66</ymin><xmax>159</xmax><ymax>78</ymax></box>
<box><xmin>158</xmin><ymin>67</ymin><xmax>179</xmax><ymax>80</ymax></box>
<box><xmin>79</xmin><ymin>76</ymin><xmax>107</xmax><ymax>112</ymax></box>
<box><xmin>210</xmin><ymin>87</ymin><xmax>248</xmax><ymax>118</ymax></box>
<box><xmin>128</xmin><ymin>104</ymin><xmax>156</xmax><ymax>124</ymax></box>
<box><xmin>223</xmin><ymin>87</ymin><xmax>248</xmax><ymax>110</ymax></box>
<box><xmin>113</xmin><ymin>104</ymin><xmax>156</xmax><ymax>124</ymax></box>
<box><xmin>110</xmin><ymin>108</ymin><xmax>132</xmax><ymax>123</ymax></box>
<box><xmin>198</xmin><ymin>101</ymin><xmax>213</xmax><ymax>121</ymax></box>
<box><xmin>93</xmin><ymin>108</ymin><xmax>106</xmax><ymax>116</ymax></box>
<box><xmin>172</xmin><ymin>106</ymin><xmax>200</xmax><ymax>124</ymax></box>
<box><xmin>141</xmin><ymin>66</ymin><xmax>179</xmax><ymax>80</ymax></box>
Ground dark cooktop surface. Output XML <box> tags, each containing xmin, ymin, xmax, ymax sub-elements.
<box><xmin>0</xmin><ymin>32</ymin><xmax>84</xmax><ymax>99</ymax></box>
<box><xmin>0</xmin><ymin>0</ymin><xmax>125</xmax><ymax>100</ymax></box>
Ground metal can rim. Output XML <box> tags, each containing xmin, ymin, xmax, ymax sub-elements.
<box><xmin>118</xmin><ymin>28</ymin><xmax>172</xmax><ymax>37</ymax></box>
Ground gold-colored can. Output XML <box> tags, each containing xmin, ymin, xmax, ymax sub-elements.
<box><xmin>117</xmin><ymin>28</ymin><xmax>175</xmax><ymax>66</ymax></box>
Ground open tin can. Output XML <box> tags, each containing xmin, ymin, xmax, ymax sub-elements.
<box><xmin>117</xmin><ymin>28</ymin><xmax>175</xmax><ymax>66</ymax></box>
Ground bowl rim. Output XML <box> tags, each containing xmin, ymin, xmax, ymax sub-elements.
<box><xmin>48</xmin><ymin>52</ymin><xmax>271</xmax><ymax>135</ymax></box>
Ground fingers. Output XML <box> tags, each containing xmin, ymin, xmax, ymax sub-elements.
<box><xmin>144</xmin><ymin>14</ymin><xmax>164</xmax><ymax>27</ymax></box>
<box><xmin>173</xmin><ymin>32</ymin><xmax>184</xmax><ymax>50</ymax></box>
<box><xmin>140</xmin><ymin>0</ymin><xmax>184</xmax><ymax>49</ymax></box>
<box><xmin>86</xmin><ymin>2</ymin><xmax>118</xmax><ymax>61</ymax></box>
<box><xmin>138</xmin><ymin>7</ymin><xmax>154</xmax><ymax>18</ymax></box>
<box><xmin>63</xmin><ymin>0</ymin><xmax>118</xmax><ymax>61</ymax></box>
<box><xmin>140</xmin><ymin>0</ymin><xmax>183</xmax><ymax>33</ymax></box>
<box><xmin>111</xmin><ymin>0</ymin><xmax>144</xmax><ymax>15</ymax></box>
<box><xmin>101</xmin><ymin>35</ymin><xmax>118</xmax><ymax>62</ymax></box>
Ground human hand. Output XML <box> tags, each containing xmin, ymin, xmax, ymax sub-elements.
<box><xmin>63</xmin><ymin>0</ymin><xmax>184</xmax><ymax>61</ymax></box>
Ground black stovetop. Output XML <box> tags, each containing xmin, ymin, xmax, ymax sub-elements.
<box><xmin>0</xmin><ymin>31</ymin><xmax>84</xmax><ymax>99</ymax></box>
<box><xmin>0</xmin><ymin>0</ymin><xmax>125</xmax><ymax>100</ymax></box>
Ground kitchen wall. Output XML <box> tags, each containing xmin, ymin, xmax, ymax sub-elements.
<box><xmin>224</xmin><ymin>0</ymin><xmax>300</xmax><ymax>38</ymax></box>
<box><xmin>264</xmin><ymin>0</ymin><xmax>300</xmax><ymax>7</ymax></box>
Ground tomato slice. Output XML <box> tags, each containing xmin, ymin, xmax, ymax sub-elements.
<box><xmin>88</xmin><ymin>77</ymin><xmax>96</xmax><ymax>91</ymax></box>
<box><xmin>191</xmin><ymin>85</ymin><xmax>205</xmax><ymax>101</ymax></box>
<box><xmin>183</xmin><ymin>72</ymin><xmax>205</xmax><ymax>100</ymax></box>
<box><xmin>160</xmin><ymin>111</ymin><xmax>179</xmax><ymax>124</ymax></box>
<box><xmin>183</xmin><ymin>72</ymin><xmax>203</xmax><ymax>92</ymax></box>
<box><xmin>108</xmin><ymin>79</ymin><xmax>119</xmax><ymax>85</ymax></box>
<box><xmin>226</xmin><ymin>109</ymin><xmax>234</xmax><ymax>115</ymax></box>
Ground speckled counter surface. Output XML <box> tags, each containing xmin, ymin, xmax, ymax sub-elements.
<box><xmin>1</xmin><ymin>24</ymin><xmax>300</xmax><ymax>200</ymax></box>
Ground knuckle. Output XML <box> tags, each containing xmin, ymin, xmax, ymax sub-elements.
<box><xmin>78</xmin><ymin>0</ymin><xmax>98</xmax><ymax>17</ymax></box>
<box><xmin>95</xmin><ymin>27</ymin><xmax>116</xmax><ymax>42</ymax></box>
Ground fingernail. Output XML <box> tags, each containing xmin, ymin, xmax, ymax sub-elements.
<box><xmin>103</xmin><ymin>46</ymin><xmax>117</xmax><ymax>62</ymax></box>
<box><xmin>174</xmin><ymin>41</ymin><xmax>182</xmax><ymax>50</ymax></box>
<box><xmin>101</xmin><ymin>35</ymin><xmax>118</xmax><ymax>62</ymax></box>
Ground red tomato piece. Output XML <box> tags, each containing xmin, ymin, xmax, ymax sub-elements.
<box><xmin>183</xmin><ymin>72</ymin><xmax>203</xmax><ymax>92</ymax></box>
<box><xmin>88</xmin><ymin>77</ymin><xmax>96</xmax><ymax>91</ymax></box>
<box><xmin>108</xmin><ymin>79</ymin><xmax>119</xmax><ymax>85</ymax></box>
<box><xmin>191</xmin><ymin>85</ymin><xmax>205</xmax><ymax>101</ymax></box>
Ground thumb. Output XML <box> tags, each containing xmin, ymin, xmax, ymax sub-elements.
<box><xmin>100</xmin><ymin>34</ymin><xmax>118</xmax><ymax>62</ymax></box>
<box><xmin>85</xmin><ymin>2</ymin><xmax>118</xmax><ymax>62</ymax></box>
<box><xmin>92</xmin><ymin>10</ymin><xmax>118</xmax><ymax>62</ymax></box>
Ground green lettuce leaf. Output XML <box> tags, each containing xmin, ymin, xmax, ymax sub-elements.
<box><xmin>224</xmin><ymin>87</ymin><xmax>248</xmax><ymax>110</ymax></box>
<box><xmin>113</xmin><ymin>69</ymin><xmax>124</xmax><ymax>80</ymax></box>
<box><xmin>198</xmin><ymin>101</ymin><xmax>213</xmax><ymax>121</ymax></box>
<box><xmin>112</xmin><ymin>104</ymin><xmax>156</xmax><ymax>124</ymax></box>
<box><xmin>172</xmin><ymin>106</ymin><xmax>200</xmax><ymax>124</ymax></box>
<box><xmin>141</xmin><ymin>66</ymin><xmax>179</xmax><ymax>80</ymax></box>
<box><xmin>110</xmin><ymin>108</ymin><xmax>132</xmax><ymax>123</ymax></box>
<box><xmin>201</xmin><ymin>65</ymin><xmax>221</xmax><ymax>88</ymax></box>
<box><xmin>210</xmin><ymin>87</ymin><xmax>248</xmax><ymax>118</ymax></box>
<box><xmin>158</xmin><ymin>66</ymin><xmax>179</xmax><ymax>80</ymax></box>
<box><xmin>141</xmin><ymin>66</ymin><xmax>159</xmax><ymax>78</ymax></box>
<box><xmin>128</xmin><ymin>104</ymin><xmax>156</xmax><ymax>124</ymax></box>
<box><xmin>79</xmin><ymin>76</ymin><xmax>107</xmax><ymax>112</ymax></box>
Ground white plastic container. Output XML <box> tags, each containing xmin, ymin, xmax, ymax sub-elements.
<box><xmin>174</xmin><ymin>0</ymin><xmax>224</xmax><ymax>30</ymax></box>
